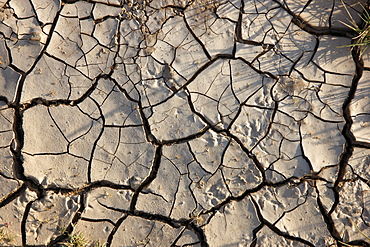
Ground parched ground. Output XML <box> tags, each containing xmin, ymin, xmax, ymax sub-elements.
<box><xmin>0</xmin><ymin>0</ymin><xmax>370</xmax><ymax>246</ymax></box>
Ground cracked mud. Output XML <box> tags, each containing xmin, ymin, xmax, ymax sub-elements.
<box><xmin>0</xmin><ymin>0</ymin><xmax>370</xmax><ymax>246</ymax></box>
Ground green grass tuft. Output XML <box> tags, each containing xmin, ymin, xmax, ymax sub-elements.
<box><xmin>339</xmin><ymin>1</ymin><xmax>370</xmax><ymax>56</ymax></box>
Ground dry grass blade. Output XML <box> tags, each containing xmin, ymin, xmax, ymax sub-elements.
<box><xmin>338</xmin><ymin>1</ymin><xmax>370</xmax><ymax>56</ymax></box>
<box><xmin>347</xmin><ymin>217</ymin><xmax>370</xmax><ymax>242</ymax></box>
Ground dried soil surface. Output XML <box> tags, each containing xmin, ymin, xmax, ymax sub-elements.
<box><xmin>0</xmin><ymin>0</ymin><xmax>370</xmax><ymax>246</ymax></box>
